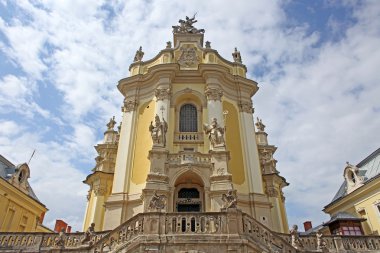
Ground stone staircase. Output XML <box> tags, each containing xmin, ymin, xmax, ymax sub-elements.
<box><xmin>1</xmin><ymin>209</ymin><xmax>380</xmax><ymax>252</ymax></box>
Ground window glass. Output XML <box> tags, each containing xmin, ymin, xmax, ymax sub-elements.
<box><xmin>179</xmin><ymin>104</ymin><xmax>197</xmax><ymax>132</ymax></box>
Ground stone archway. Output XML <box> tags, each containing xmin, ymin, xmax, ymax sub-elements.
<box><xmin>173</xmin><ymin>170</ymin><xmax>205</xmax><ymax>212</ymax></box>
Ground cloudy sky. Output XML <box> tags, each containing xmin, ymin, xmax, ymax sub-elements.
<box><xmin>0</xmin><ymin>0</ymin><xmax>379</xmax><ymax>232</ymax></box>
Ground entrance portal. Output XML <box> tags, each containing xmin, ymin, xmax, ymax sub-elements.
<box><xmin>173</xmin><ymin>171</ymin><xmax>204</xmax><ymax>212</ymax></box>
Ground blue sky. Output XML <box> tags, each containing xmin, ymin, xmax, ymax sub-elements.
<box><xmin>0</xmin><ymin>0</ymin><xmax>379</xmax><ymax>231</ymax></box>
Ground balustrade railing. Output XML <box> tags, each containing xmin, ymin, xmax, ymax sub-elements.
<box><xmin>174</xmin><ymin>132</ymin><xmax>204</xmax><ymax>143</ymax></box>
<box><xmin>2</xmin><ymin>211</ymin><xmax>380</xmax><ymax>252</ymax></box>
<box><xmin>242</xmin><ymin>214</ymin><xmax>297</xmax><ymax>253</ymax></box>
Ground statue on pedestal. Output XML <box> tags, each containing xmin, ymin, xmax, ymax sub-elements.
<box><xmin>203</xmin><ymin>118</ymin><xmax>225</xmax><ymax>149</ymax></box>
<box><xmin>149</xmin><ymin>114</ymin><xmax>168</xmax><ymax>147</ymax></box>
<box><xmin>81</xmin><ymin>223</ymin><xmax>95</xmax><ymax>245</ymax></box>
<box><xmin>290</xmin><ymin>225</ymin><xmax>303</xmax><ymax>250</ymax></box>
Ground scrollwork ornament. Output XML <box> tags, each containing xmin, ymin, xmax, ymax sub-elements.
<box><xmin>205</xmin><ymin>88</ymin><xmax>223</xmax><ymax>101</ymax></box>
<box><xmin>123</xmin><ymin>100</ymin><xmax>138</xmax><ymax>112</ymax></box>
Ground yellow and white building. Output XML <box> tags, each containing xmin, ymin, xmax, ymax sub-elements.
<box><xmin>0</xmin><ymin>155</ymin><xmax>51</xmax><ymax>232</ymax></box>
<box><xmin>324</xmin><ymin>148</ymin><xmax>380</xmax><ymax>235</ymax></box>
<box><xmin>83</xmin><ymin>17</ymin><xmax>289</xmax><ymax>234</ymax></box>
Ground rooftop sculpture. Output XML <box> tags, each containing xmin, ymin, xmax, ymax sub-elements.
<box><xmin>172</xmin><ymin>14</ymin><xmax>205</xmax><ymax>34</ymax></box>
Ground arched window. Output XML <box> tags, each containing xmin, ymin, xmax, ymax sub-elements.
<box><xmin>179</xmin><ymin>104</ymin><xmax>197</xmax><ymax>132</ymax></box>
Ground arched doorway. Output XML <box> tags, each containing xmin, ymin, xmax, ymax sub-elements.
<box><xmin>173</xmin><ymin>171</ymin><xmax>204</xmax><ymax>212</ymax></box>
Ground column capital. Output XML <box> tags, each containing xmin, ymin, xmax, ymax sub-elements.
<box><xmin>205</xmin><ymin>87</ymin><xmax>223</xmax><ymax>101</ymax></box>
<box><xmin>122</xmin><ymin>99</ymin><xmax>138</xmax><ymax>112</ymax></box>
<box><xmin>155</xmin><ymin>88</ymin><xmax>171</xmax><ymax>101</ymax></box>
<box><xmin>238</xmin><ymin>101</ymin><xmax>254</xmax><ymax>114</ymax></box>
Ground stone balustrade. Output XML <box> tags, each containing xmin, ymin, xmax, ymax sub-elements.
<box><xmin>1</xmin><ymin>210</ymin><xmax>380</xmax><ymax>252</ymax></box>
<box><xmin>174</xmin><ymin>132</ymin><xmax>204</xmax><ymax>143</ymax></box>
<box><xmin>0</xmin><ymin>231</ymin><xmax>107</xmax><ymax>252</ymax></box>
<box><xmin>167</xmin><ymin>151</ymin><xmax>211</xmax><ymax>166</ymax></box>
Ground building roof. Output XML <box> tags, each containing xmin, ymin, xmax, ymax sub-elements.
<box><xmin>323</xmin><ymin>212</ymin><xmax>366</xmax><ymax>226</ymax></box>
<box><xmin>327</xmin><ymin>148</ymin><xmax>380</xmax><ymax>206</ymax></box>
<box><xmin>0</xmin><ymin>155</ymin><xmax>40</xmax><ymax>201</ymax></box>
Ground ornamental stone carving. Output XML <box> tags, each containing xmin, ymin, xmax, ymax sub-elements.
<box><xmin>149</xmin><ymin>114</ymin><xmax>168</xmax><ymax>147</ymax></box>
<box><xmin>155</xmin><ymin>88</ymin><xmax>171</xmax><ymax>101</ymax></box>
<box><xmin>203</xmin><ymin>118</ymin><xmax>225</xmax><ymax>149</ymax></box>
<box><xmin>93</xmin><ymin>185</ymin><xmax>107</xmax><ymax>196</ymax></box>
<box><xmin>172</xmin><ymin>14</ymin><xmax>205</xmax><ymax>34</ymax></box>
<box><xmin>177</xmin><ymin>46</ymin><xmax>199</xmax><ymax>68</ymax></box>
<box><xmin>205</xmin><ymin>87</ymin><xmax>223</xmax><ymax>101</ymax></box>
<box><xmin>123</xmin><ymin>99</ymin><xmax>138</xmax><ymax>112</ymax></box>
<box><xmin>266</xmin><ymin>186</ymin><xmax>279</xmax><ymax>198</ymax></box>
<box><xmin>221</xmin><ymin>190</ymin><xmax>237</xmax><ymax>209</ymax></box>
<box><xmin>149</xmin><ymin>191</ymin><xmax>166</xmax><ymax>211</ymax></box>
<box><xmin>239</xmin><ymin>101</ymin><xmax>254</xmax><ymax>114</ymax></box>
<box><xmin>106</xmin><ymin>116</ymin><xmax>116</xmax><ymax>130</ymax></box>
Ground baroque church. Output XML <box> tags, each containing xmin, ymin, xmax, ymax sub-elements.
<box><xmin>1</xmin><ymin>17</ymin><xmax>380</xmax><ymax>253</ymax></box>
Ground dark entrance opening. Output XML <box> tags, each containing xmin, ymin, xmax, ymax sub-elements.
<box><xmin>176</xmin><ymin>188</ymin><xmax>201</xmax><ymax>212</ymax></box>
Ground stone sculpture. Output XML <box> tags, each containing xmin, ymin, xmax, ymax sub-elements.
<box><xmin>149</xmin><ymin>191</ymin><xmax>166</xmax><ymax>211</ymax></box>
<box><xmin>203</xmin><ymin>118</ymin><xmax>225</xmax><ymax>148</ymax></box>
<box><xmin>222</xmin><ymin>190</ymin><xmax>237</xmax><ymax>209</ymax></box>
<box><xmin>172</xmin><ymin>14</ymin><xmax>205</xmax><ymax>34</ymax></box>
<box><xmin>232</xmin><ymin>47</ymin><xmax>242</xmax><ymax>63</ymax></box>
<box><xmin>81</xmin><ymin>223</ymin><xmax>96</xmax><ymax>245</ymax></box>
<box><xmin>133</xmin><ymin>46</ymin><xmax>144</xmax><ymax>62</ymax></box>
<box><xmin>255</xmin><ymin>117</ymin><xmax>266</xmax><ymax>132</ymax></box>
<box><xmin>290</xmin><ymin>225</ymin><xmax>303</xmax><ymax>250</ymax></box>
<box><xmin>149</xmin><ymin>114</ymin><xmax>168</xmax><ymax>147</ymax></box>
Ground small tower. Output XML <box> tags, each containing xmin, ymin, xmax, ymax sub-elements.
<box><xmin>82</xmin><ymin>117</ymin><xmax>118</xmax><ymax>231</ymax></box>
<box><xmin>256</xmin><ymin>117</ymin><xmax>289</xmax><ymax>232</ymax></box>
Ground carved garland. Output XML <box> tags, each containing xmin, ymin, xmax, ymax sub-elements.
<box><xmin>205</xmin><ymin>88</ymin><xmax>223</xmax><ymax>101</ymax></box>
<box><xmin>93</xmin><ymin>185</ymin><xmax>107</xmax><ymax>196</ymax></box>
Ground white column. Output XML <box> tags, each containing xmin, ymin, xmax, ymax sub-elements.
<box><xmin>112</xmin><ymin>99</ymin><xmax>138</xmax><ymax>193</ymax></box>
<box><xmin>238</xmin><ymin>100</ymin><xmax>264</xmax><ymax>194</ymax></box>
<box><xmin>205</xmin><ymin>86</ymin><xmax>224</xmax><ymax>126</ymax></box>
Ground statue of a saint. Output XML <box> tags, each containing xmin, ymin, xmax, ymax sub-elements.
<box><xmin>133</xmin><ymin>46</ymin><xmax>144</xmax><ymax>62</ymax></box>
<box><xmin>232</xmin><ymin>47</ymin><xmax>242</xmax><ymax>63</ymax></box>
<box><xmin>222</xmin><ymin>190</ymin><xmax>237</xmax><ymax>209</ymax></box>
<box><xmin>172</xmin><ymin>14</ymin><xmax>205</xmax><ymax>34</ymax></box>
<box><xmin>81</xmin><ymin>223</ymin><xmax>96</xmax><ymax>245</ymax></box>
<box><xmin>149</xmin><ymin>114</ymin><xmax>168</xmax><ymax>147</ymax></box>
<box><xmin>290</xmin><ymin>225</ymin><xmax>303</xmax><ymax>250</ymax></box>
<box><xmin>203</xmin><ymin>118</ymin><xmax>225</xmax><ymax>149</ymax></box>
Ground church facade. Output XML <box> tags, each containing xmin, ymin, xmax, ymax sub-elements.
<box><xmin>82</xmin><ymin>16</ymin><xmax>289</xmax><ymax>234</ymax></box>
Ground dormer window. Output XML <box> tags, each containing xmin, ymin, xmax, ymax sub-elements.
<box><xmin>344</xmin><ymin>162</ymin><xmax>364</xmax><ymax>194</ymax></box>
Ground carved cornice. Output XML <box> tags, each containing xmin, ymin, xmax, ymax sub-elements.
<box><xmin>238</xmin><ymin>101</ymin><xmax>254</xmax><ymax>114</ymax></box>
<box><xmin>205</xmin><ymin>88</ymin><xmax>223</xmax><ymax>101</ymax></box>
<box><xmin>122</xmin><ymin>99</ymin><xmax>138</xmax><ymax>112</ymax></box>
<box><xmin>155</xmin><ymin>88</ymin><xmax>171</xmax><ymax>101</ymax></box>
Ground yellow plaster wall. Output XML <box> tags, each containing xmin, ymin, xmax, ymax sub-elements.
<box><xmin>354</xmin><ymin>193</ymin><xmax>380</xmax><ymax>235</ymax></box>
<box><xmin>222</xmin><ymin>101</ymin><xmax>246</xmax><ymax>187</ymax></box>
<box><xmin>0</xmin><ymin>180</ymin><xmax>47</xmax><ymax>232</ymax></box>
<box><xmin>130</xmin><ymin>100</ymin><xmax>155</xmax><ymax>188</ymax></box>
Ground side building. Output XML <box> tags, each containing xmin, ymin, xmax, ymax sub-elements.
<box><xmin>0</xmin><ymin>155</ymin><xmax>51</xmax><ymax>232</ymax></box>
<box><xmin>323</xmin><ymin>148</ymin><xmax>380</xmax><ymax>235</ymax></box>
